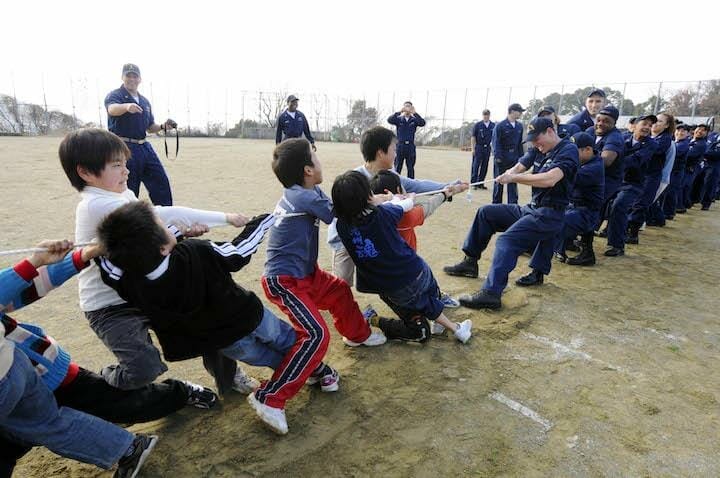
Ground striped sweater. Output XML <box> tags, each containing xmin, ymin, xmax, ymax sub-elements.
<box><xmin>0</xmin><ymin>250</ymin><xmax>86</xmax><ymax>389</ymax></box>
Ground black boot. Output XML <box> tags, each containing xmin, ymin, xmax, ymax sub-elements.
<box><xmin>378</xmin><ymin>316</ymin><xmax>431</xmax><ymax>343</ymax></box>
<box><xmin>626</xmin><ymin>223</ymin><xmax>640</xmax><ymax>245</ymax></box>
<box><xmin>515</xmin><ymin>270</ymin><xmax>544</xmax><ymax>287</ymax></box>
<box><xmin>443</xmin><ymin>256</ymin><xmax>479</xmax><ymax>278</ymax></box>
<box><xmin>459</xmin><ymin>290</ymin><xmax>501</xmax><ymax>309</ymax></box>
<box><xmin>566</xmin><ymin>233</ymin><xmax>596</xmax><ymax>266</ymax></box>
<box><xmin>604</xmin><ymin>246</ymin><xmax>625</xmax><ymax>257</ymax></box>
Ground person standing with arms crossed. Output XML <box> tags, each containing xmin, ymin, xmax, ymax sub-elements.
<box><xmin>388</xmin><ymin>101</ymin><xmax>426</xmax><ymax>178</ymax></box>
<box><xmin>470</xmin><ymin>109</ymin><xmax>495</xmax><ymax>190</ymax></box>
<box><xmin>105</xmin><ymin>63</ymin><xmax>176</xmax><ymax>206</ymax></box>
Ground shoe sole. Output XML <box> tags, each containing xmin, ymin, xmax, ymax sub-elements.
<box><xmin>443</xmin><ymin>270</ymin><xmax>479</xmax><ymax>278</ymax></box>
<box><xmin>246</xmin><ymin>394</ymin><xmax>288</xmax><ymax>435</ymax></box>
<box><xmin>459</xmin><ymin>300</ymin><xmax>501</xmax><ymax>310</ymax></box>
<box><xmin>126</xmin><ymin>435</ymin><xmax>159</xmax><ymax>478</ymax></box>
<box><xmin>515</xmin><ymin>281</ymin><xmax>543</xmax><ymax>287</ymax></box>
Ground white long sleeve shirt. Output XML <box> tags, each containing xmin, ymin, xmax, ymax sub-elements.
<box><xmin>75</xmin><ymin>187</ymin><xmax>228</xmax><ymax>312</ymax></box>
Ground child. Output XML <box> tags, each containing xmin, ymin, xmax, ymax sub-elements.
<box><xmin>369</xmin><ymin>170</ymin><xmax>465</xmax><ymax>312</ymax></box>
<box><xmin>333</xmin><ymin>171</ymin><xmax>473</xmax><ymax>344</ymax></box>
<box><xmin>0</xmin><ymin>240</ymin><xmax>157</xmax><ymax>478</ymax></box>
<box><xmin>58</xmin><ymin>127</ymin><xmax>259</xmax><ymax>392</ymax></box>
<box><xmin>255</xmin><ymin>138</ymin><xmax>386</xmax><ymax>434</ymax></box>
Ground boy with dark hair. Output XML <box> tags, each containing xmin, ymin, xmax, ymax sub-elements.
<box><xmin>255</xmin><ymin>138</ymin><xmax>386</xmax><ymax>434</ymax></box>
<box><xmin>59</xmin><ymin>128</ymin><xmax>259</xmax><ymax>393</ymax></box>
<box><xmin>96</xmin><ymin>201</ymin><xmax>300</xmax><ymax>434</ymax></box>
<box><xmin>333</xmin><ymin>171</ymin><xmax>472</xmax><ymax>344</ymax></box>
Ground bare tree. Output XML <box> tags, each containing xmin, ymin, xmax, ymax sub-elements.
<box><xmin>259</xmin><ymin>90</ymin><xmax>287</xmax><ymax>128</ymax></box>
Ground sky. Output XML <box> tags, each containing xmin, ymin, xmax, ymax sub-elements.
<box><xmin>4</xmin><ymin>0</ymin><xmax>719</xmax><ymax>127</ymax></box>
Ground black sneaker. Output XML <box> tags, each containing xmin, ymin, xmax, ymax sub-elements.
<box><xmin>604</xmin><ymin>247</ymin><xmax>624</xmax><ymax>257</ymax></box>
<box><xmin>676</xmin><ymin>208</ymin><xmax>687</xmax><ymax>214</ymax></box>
<box><xmin>184</xmin><ymin>381</ymin><xmax>218</xmax><ymax>409</ymax></box>
<box><xmin>701</xmin><ymin>205</ymin><xmax>710</xmax><ymax>211</ymax></box>
<box><xmin>515</xmin><ymin>270</ymin><xmax>544</xmax><ymax>287</ymax></box>
<box><xmin>378</xmin><ymin>316</ymin><xmax>431</xmax><ymax>343</ymax></box>
<box><xmin>443</xmin><ymin>256</ymin><xmax>479</xmax><ymax>278</ymax></box>
<box><xmin>114</xmin><ymin>434</ymin><xmax>158</xmax><ymax>478</ymax></box>
<box><xmin>459</xmin><ymin>290</ymin><xmax>501</xmax><ymax>310</ymax></box>
<box><xmin>626</xmin><ymin>235</ymin><xmax>639</xmax><ymax>245</ymax></box>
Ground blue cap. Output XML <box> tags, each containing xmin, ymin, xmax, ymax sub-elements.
<box><xmin>571</xmin><ymin>132</ymin><xmax>594</xmax><ymax>149</ymax></box>
<box><xmin>508</xmin><ymin>103</ymin><xmax>526</xmax><ymax>113</ymax></box>
<box><xmin>122</xmin><ymin>63</ymin><xmax>141</xmax><ymax>76</ymax></box>
<box><xmin>598</xmin><ymin>105</ymin><xmax>619</xmax><ymax>121</ymax></box>
<box><xmin>525</xmin><ymin>117</ymin><xmax>554</xmax><ymax>142</ymax></box>
<box><xmin>637</xmin><ymin>114</ymin><xmax>657</xmax><ymax>124</ymax></box>
<box><xmin>538</xmin><ymin>105</ymin><xmax>556</xmax><ymax>115</ymax></box>
<box><xmin>587</xmin><ymin>88</ymin><xmax>606</xmax><ymax>98</ymax></box>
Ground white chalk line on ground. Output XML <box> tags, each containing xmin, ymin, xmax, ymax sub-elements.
<box><xmin>489</xmin><ymin>391</ymin><xmax>553</xmax><ymax>431</ymax></box>
<box><xmin>645</xmin><ymin>328</ymin><xmax>688</xmax><ymax>343</ymax></box>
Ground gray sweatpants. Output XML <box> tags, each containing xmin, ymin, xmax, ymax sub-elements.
<box><xmin>85</xmin><ymin>304</ymin><xmax>168</xmax><ymax>390</ymax></box>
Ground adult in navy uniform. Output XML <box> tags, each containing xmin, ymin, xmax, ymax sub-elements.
<box><xmin>490</xmin><ymin>103</ymin><xmax>526</xmax><ymax>204</ymax></box>
<box><xmin>680</xmin><ymin>124</ymin><xmax>708</xmax><ymax>210</ymax></box>
<box><xmin>105</xmin><ymin>63</ymin><xmax>176</xmax><ymax>206</ymax></box>
<box><xmin>443</xmin><ymin>117</ymin><xmax>579</xmax><ymax>309</ymax></box>
<box><xmin>387</xmin><ymin>101</ymin><xmax>426</xmax><ymax>178</ymax></box>
<box><xmin>568</xmin><ymin>89</ymin><xmax>607</xmax><ymax>132</ymax></box>
<box><xmin>662</xmin><ymin>124</ymin><xmax>691</xmax><ymax>218</ymax></box>
<box><xmin>275</xmin><ymin>95</ymin><xmax>316</xmax><ymax>151</ymax></box>
<box><xmin>470</xmin><ymin>109</ymin><xmax>494</xmax><ymax>189</ymax></box>
<box><xmin>604</xmin><ymin>115</ymin><xmax>657</xmax><ymax>257</ymax></box>
<box><xmin>699</xmin><ymin>134</ymin><xmax>720</xmax><ymax>210</ymax></box>
<box><xmin>557</xmin><ymin>132</ymin><xmax>604</xmax><ymax>266</ymax></box>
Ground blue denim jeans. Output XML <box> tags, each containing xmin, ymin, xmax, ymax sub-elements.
<box><xmin>221</xmin><ymin>307</ymin><xmax>296</xmax><ymax>370</ymax></box>
<box><xmin>0</xmin><ymin>347</ymin><xmax>133</xmax><ymax>470</ymax></box>
<box><xmin>380</xmin><ymin>263</ymin><xmax>444</xmax><ymax>321</ymax></box>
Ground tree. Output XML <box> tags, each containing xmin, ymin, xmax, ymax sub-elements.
<box><xmin>259</xmin><ymin>90</ymin><xmax>287</xmax><ymax>128</ymax></box>
<box><xmin>346</xmin><ymin>100</ymin><xmax>378</xmax><ymax>141</ymax></box>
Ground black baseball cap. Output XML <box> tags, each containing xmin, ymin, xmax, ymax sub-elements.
<box><xmin>696</xmin><ymin>124</ymin><xmax>709</xmax><ymax>130</ymax></box>
<box><xmin>482</xmin><ymin>109</ymin><xmax>491</xmax><ymax>115</ymax></box>
<box><xmin>587</xmin><ymin>88</ymin><xmax>606</xmax><ymax>98</ymax></box>
<box><xmin>636</xmin><ymin>114</ymin><xmax>658</xmax><ymax>124</ymax></box>
<box><xmin>508</xmin><ymin>103</ymin><xmax>526</xmax><ymax>113</ymax></box>
<box><xmin>538</xmin><ymin>105</ymin><xmax>556</xmax><ymax>115</ymax></box>
<box><xmin>287</xmin><ymin>95</ymin><xmax>299</xmax><ymax>103</ymax></box>
<box><xmin>571</xmin><ymin>132</ymin><xmax>594</xmax><ymax>149</ymax></box>
<box><xmin>676</xmin><ymin>124</ymin><xmax>691</xmax><ymax>131</ymax></box>
<box><xmin>122</xmin><ymin>63</ymin><xmax>141</xmax><ymax>76</ymax></box>
<box><xmin>525</xmin><ymin>117</ymin><xmax>554</xmax><ymax>142</ymax></box>
<box><xmin>598</xmin><ymin>105</ymin><xmax>619</xmax><ymax>121</ymax></box>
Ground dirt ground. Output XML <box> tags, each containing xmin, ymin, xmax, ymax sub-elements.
<box><xmin>2</xmin><ymin>136</ymin><xmax>719</xmax><ymax>477</ymax></box>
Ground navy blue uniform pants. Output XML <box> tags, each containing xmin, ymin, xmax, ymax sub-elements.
<box><xmin>395</xmin><ymin>143</ymin><xmax>417</xmax><ymax>179</ymax></box>
<box><xmin>461</xmin><ymin>204</ymin><xmax>564</xmax><ymax>295</ymax></box>
<box><xmin>471</xmin><ymin>146</ymin><xmax>491</xmax><ymax>184</ymax></box>
<box><xmin>662</xmin><ymin>169</ymin><xmax>684</xmax><ymax>217</ymax></box>
<box><xmin>628</xmin><ymin>171</ymin><xmax>662</xmax><ymax>227</ymax></box>
<box><xmin>492</xmin><ymin>160</ymin><xmax>518</xmax><ymax>204</ymax></box>
<box><xmin>607</xmin><ymin>184</ymin><xmax>643</xmax><ymax>249</ymax></box>
<box><xmin>127</xmin><ymin>142</ymin><xmax>173</xmax><ymax>206</ymax></box>
<box><xmin>682</xmin><ymin>166</ymin><xmax>699</xmax><ymax>208</ymax></box>
<box><xmin>554</xmin><ymin>206</ymin><xmax>599</xmax><ymax>255</ymax></box>
<box><xmin>700</xmin><ymin>161</ymin><xmax>720</xmax><ymax>208</ymax></box>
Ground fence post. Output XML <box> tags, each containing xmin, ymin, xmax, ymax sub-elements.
<box><xmin>653</xmin><ymin>82</ymin><xmax>663</xmax><ymax>114</ymax></box>
<box><xmin>41</xmin><ymin>73</ymin><xmax>49</xmax><ymax>133</ymax></box>
<box><xmin>690</xmin><ymin>80</ymin><xmax>702</xmax><ymax>120</ymax></box>
<box><xmin>241</xmin><ymin>91</ymin><xmax>246</xmax><ymax>138</ymax></box>
<box><xmin>557</xmin><ymin>84</ymin><xmax>565</xmax><ymax>114</ymax></box>
<box><xmin>69</xmin><ymin>76</ymin><xmax>77</xmax><ymax>130</ymax></box>
<box><xmin>484</xmin><ymin>87</ymin><xmax>489</xmax><ymax>111</ymax></box>
<box><xmin>96</xmin><ymin>79</ymin><xmax>103</xmax><ymax>128</ymax></box>
<box><xmin>507</xmin><ymin>86</ymin><xmax>512</xmax><ymax>106</ymax></box>
<box><xmin>441</xmin><ymin>89</ymin><xmax>448</xmax><ymax>146</ymax></box>
<box><xmin>618</xmin><ymin>82</ymin><xmax>627</xmax><ymax>117</ymax></box>
<box><xmin>460</xmin><ymin>88</ymin><xmax>468</xmax><ymax>148</ymax></box>
<box><xmin>531</xmin><ymin>85</ymin><xmax>537</xmax><ymax>115</ymax></box>
<box><xmin>186</xmin><ymin>84</ymin><xmax>190</xmax><ymax>135</ymax></box>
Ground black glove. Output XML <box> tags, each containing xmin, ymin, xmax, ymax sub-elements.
<box><xmin>165</xmin><ymin>118</ymin><xmax>178</xmax><ymax>129</ymax></box>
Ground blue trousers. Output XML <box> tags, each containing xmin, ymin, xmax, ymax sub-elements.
<box><xmin>395</xmin><ymin>143</ymin><xmax>417</xmax><ymax>179</ymax></box>
<box><xmin>471</xmin><ymin>146</ymin><xmax>491</xmax><ymax>184</ymax></box>
<box><xmin>682</xmin><ymin>166</ymin><xmax>699</xmax><ymax>208</ymax></box>
<box><xmin>492</xmin><ymin>160</ymin><xmax>518</xmax><ymax>204</ymax></box>
<box><xmin>221</xmin><ymin>307</ymin><xmax>296</xmax><ymax>370</ymax></box>
<box><xmin>700</xmin><ymin>161</ymin><xmax>720</xmax><ymax>208</ymax></box>
<box><xmin>0</xmin><ymin>347</ymin><xmax>133</xmax><ymax>470</ymax></box>
<box><xmin>554</xmin><ymin>206</ymin><xmax>599</xmax><ymax>254</ymax></box>
<box><xmin>628</xmin><ymin>171</ymin><xmax>662</xmax><ymax>227</ymax></box>
<box><xmin>127</xmin><ymin>142</ymin><xmax>173</xmax><ymax>206</ymax></box>
<box><xmin>461</xmin><ymin>204</ymin><xmax>564</xmax><ymax>295</ymax></box>
<box><xmin>607</xmin><ymin>184</ymin><xmax>643</xmax><ymax>249</ymax></box>
<box><xmin>663</xmin><ymin>169</ymin><xmax>684</xmax><ymax>217</ymax></box>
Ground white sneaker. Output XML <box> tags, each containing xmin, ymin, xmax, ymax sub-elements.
<box><xmin>453</xmin><ymin>319</ymin><xmax>473</xmax><ymax>344</ymax></box>
<box><xmin>440</xmin><ymin>292</ymin><xmax>460</xmax><ymax>308</ymax></box>
<box><xmin>246</xmin><ymin>393</ymin><xmax>288</xmax><ymax>435</ymax></box>
<box><xmin>306</xmin><ymin>367</ymin><xmax>340</xmax><ymax>392</ymax></box>
<box><xmin>342</xmin><ymin>327</ymin><xmax>387</xmax><ymax>347</ymax></box>
<box><xmin>430</xmin><ymin>321</ymin><xmax>446</xmax><ymax>335</ymax></box>
<box><xmin>232</xmin><ymin>368</ymin><xmax>260</xmax><ymax>394</ymax></box>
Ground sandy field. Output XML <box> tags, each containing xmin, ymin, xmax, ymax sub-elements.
<box><xmin>1</xmin><ymin>136</ymin><xmax>719</xmax><ymax>477</ymax></box>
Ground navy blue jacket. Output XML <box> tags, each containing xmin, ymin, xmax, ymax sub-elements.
<box><xmin>586</xmin><ymin>126</ymin><xmax>625</xmax><ymax>188</ymax></box>
<box><xmin>647</xmin><ymin>131</ymin><xmax>672</xmax><ymax>174</ymax></box>
<box><xmin>472</xmin><ymin>121</ymin><xmax>495</xmax><ymax>149</ymax></box>
<box><xmin>672</xmin><ymin>137</ymin><xmax>690</xmax><ymax>172</ymax></box>
<box><xmin>387</xmin><ymin>113</ymin><xmax>426</xmax><ymax>143</ymax></box>
<box><xmin>685</xmin><ymin>138</ymin><xmax>707</xmax><ymax>168</ymax></box>
<box><xmin>276</xmin><ymin>110</ymin><xmax>315</xmax><ymax>144</ymax></box>
<box><xmin>704</xmin><ymin>138</ymin><xmax>720</xmax><ymax>163</ymax></box>
<box><xmin>519</xmin><ymin>138</ymin><xmax>579</xmax><ymax>208</ymax></box>
<box><xmin>568</xmin><ymin>109</ymin><xmax>594</xmax><ymax>131</ymax></box>
<box><xmin>622</xmin><ymin>136</ymin><xmax>657</xmax><ymax>185</ymax></box>
<box><xmin>491</xmin><ymin>119</ymin><xmax>524</xmax><ymax>164</ymax></box>
<box><xmin>104</xmin><ymin>85</ymin><xmax>155</xmax><ymax>139</ymax></box>
<box><xmin>558</xmin><ymin>123</ymin><xmax>581</xmax><ymax>138</ymax></box>
<box><xmin>570</xmin><ymin>155</ymin><xmax>605</xmax><ymax>211</ymax></box>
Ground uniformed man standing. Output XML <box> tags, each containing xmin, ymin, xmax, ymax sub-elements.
<box><xmin>443</xmin><ymin>117</ymin><xmax>579</xmax><ymax>309</ymax></box>
<box><xmin>568</xmin><ymin>89</ymin><xmax>607</xmax><ymax>132</ymax></box>
<box><xmin>387</xmin><ymin>102</ymin><xmax>426</xmax><ymax>178</ymax></box>
<box><xmin>105</xmin><ymin>63</ymin><xmax>176</xmax><ymax>206</ymax></box>
<box><xmin>680</xmin><ymin>124</ymin><xmax>708</xmax><ymax>210</ymax></box>
<box><xmin>700</xmin><ymin>134</ymin><xmax>720</xmax><ymax>210</ymax></box>
<box><xmin>276</xmin><ymin>95</ymin><xmax>316</xmax><ymax>151</ymax></box>
<box><xmin>490</xmin><ymin>103</ymin><xmax>526</xmax><ymax>204</ymax></box>
<box><xmin>662</xmin><ymin>124</ymin><xmax>690</xmax><ymax>218</ymax></box>
<box><xmin>470</xmin><ymin>110</ymin><xmax>495</xmax><ymax>189</ymax></box>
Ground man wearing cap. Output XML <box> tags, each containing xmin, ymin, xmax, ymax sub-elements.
<box><xmin>444</xmin><ymin>117</ymin><xmax>578</xmax><ymax>309</ymax></box>
<box><xmin>470</xmin><ymin>110</ymin><xmax>494</xmax><ymax>189</ymax></box>
<box><xmin>568</xmin><ymin>89</ymin><xmax>607</xmax><ymax>132</ymax></box>
<box><xmin>105</xmin><ymin>63</ymin><xmax>177</xmax><ymax>206</ymax></box>
<box><xmin>276</xmin><ymin>95</ymin><xmax>316</xmax><ymax>151</ymax></box>
<box><xmin>388</xmin><ymin>101</ymin><xmax>426</xmax><ymax>178</ymax></box>
<box><xmin>680</xmin><ymin>124</ymin><xmax>708</xmax><ymax>210</ymax></box>
<box><xmin>604</xmin><ymin>115</ymin><xmax>657</xmax><ymax>257</ymax></box>
<box><xmin>699</xmin><ymin>133</ymin><xmax>720</xmax><ymax>210</ymax></box>
<box><xmin>516</xmin><ymin>106</ymin><xmax>579</xmax><ymax>175</ymax></box>
<box><xmin>490</xmin><ymin>103</ymin><xmax>526</xmax><ymax>204</ymax></box>
<box><xmin>663</xmin><ymin>124</ymin><xmax>691</xmax><ymax>218</ymax></box>
<box><xmin>556</xmin><ymin>132</ymin><xmax>604</xmax><ymax>266</ymax></box>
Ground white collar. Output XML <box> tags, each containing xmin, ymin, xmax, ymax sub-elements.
<box><xmin>145</xmin><ymin>256</ymin><xmax>170</xmax><ymax>280</ymax></box>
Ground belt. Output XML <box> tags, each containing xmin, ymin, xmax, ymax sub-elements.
<box><xmin>402</xmin><ymin>140</ymin><xmax>412</xmax><ymax>145</ymax></box>
<box><xmin>118</xmin><ymin>136</ymin><xmax>146</xmax><ymax>144</ymax></box>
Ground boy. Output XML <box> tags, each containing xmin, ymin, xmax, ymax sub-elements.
<box><xmin>59</xmin><ymin>128</ymin><xmax>259</xmax><ymax>392</ymax></box>
<box><xmin>1</xmin><ymin>240</ymin><xmax>157</xmax><ymax>478</ymax></box>
<box><xmin>333</xmin><ymin>171</ymin><xmax>472</xmax><ymax>344</ymax></box>
<box><xmin>256</xmin><ymin>138</ymin><xmax>386</xmax><ymax>434</ymax></box>
<box><xmin>369</xmin><ymin>170</ymin><xmax>463</xmax><ymax>312</ymax></box>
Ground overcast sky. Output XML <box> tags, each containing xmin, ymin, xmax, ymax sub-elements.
<box><xmin>4</xmin><ymin>0</ymin><xmax>719</xmax><ymax>126</ymax></box>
